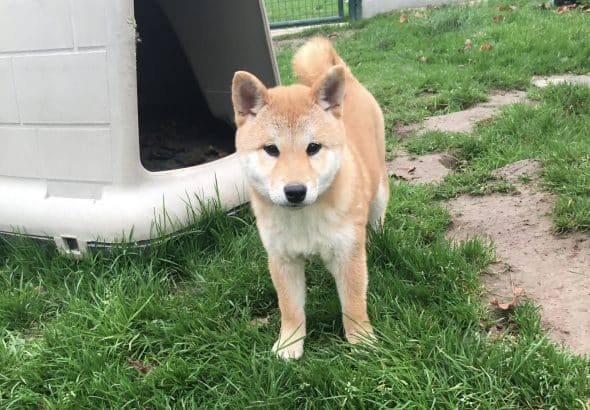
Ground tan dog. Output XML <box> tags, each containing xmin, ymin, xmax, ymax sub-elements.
<box><xmin>231</xmin><ymin>37</ymin><xmax>389</xmax><ymax>359</ymax></box>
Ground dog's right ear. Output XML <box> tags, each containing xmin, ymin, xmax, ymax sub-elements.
<box><xmin>232</xmin><ymin>71</ymin><xmax>268</xmax><ymax>126</ymax></box>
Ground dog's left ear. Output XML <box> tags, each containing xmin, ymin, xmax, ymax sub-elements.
<box><xmin>312</xmin><ymin>65</ymin><xmax>345</xmax><ymax>118</ymax></box>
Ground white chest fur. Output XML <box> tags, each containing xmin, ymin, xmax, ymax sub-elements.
<box><xmin>257</xmin><ymin>203</ymin><xmax>355</xmax><ymax>263</ymax></box>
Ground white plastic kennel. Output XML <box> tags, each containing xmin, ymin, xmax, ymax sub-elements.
<box><xmin>0</xmin><ymin>0</ymin><xmax>279</xmax><ymax>253</ymax></box>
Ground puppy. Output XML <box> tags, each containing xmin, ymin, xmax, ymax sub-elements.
<box><xmin>231</xmin><ymin>37</ymin><xmax>388</xmax><ymax>359</ymax></box>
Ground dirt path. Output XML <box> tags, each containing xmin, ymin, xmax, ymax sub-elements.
<box><xmin>389</xmin><ymin>75</ymin><xmax>590</xmax><ymax>355</ymax></box>
<box><xmin>395</xmin><ymin>90</ymin><xmax>529</xmax><ymax>138</ymax></box>
<box><xmin>447</xmin><ymin>161</ymin><xmax>590</xmax><ymax>355</ymax></box>
<box><xmin>388</xmin><ymin>90</ymin><xmax>528</xmax><ymax>184</ymax></box>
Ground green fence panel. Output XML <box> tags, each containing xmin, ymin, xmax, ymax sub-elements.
<box><xmin>265</xmin><ymin>0</ymin><xmax>349</xmax><ymax>29</ymax></box>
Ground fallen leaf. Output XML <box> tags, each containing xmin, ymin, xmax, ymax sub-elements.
<box><xmin>496</xmin><ymin>4</ymin><xmax>510</xmax><ymax>10</ymax></box>
<box><xmin>34</xmin><ymin>285</ymin><xmax>45</xmax><ymax>293</ymax></box>
<box><xmin>492</xmin><ymin>14</ymin><xmax>504</xmax><ymax>23</ymax></box>
<box><xmin>480</xmin><ymin>43</ymin><xmax>493</xmax><ymax>51</ymax></box>
<box><xmin>418</xmin><ymin>55</ymin><xmax>428</xmax><ymax>64</ymax></box>
<box><xmin>490</xmin><ymin>287</ymin><xmax>524</xmax><ymax>310</ymax></box>
<box><xmin>491</xmin><ymin>299</ymin><xmax>513</xmax><ymax>310</ymax></box>
<box><xmin>127</xmin><ymin>358</ymin><xmax>155</xmax><ymax>375</ymax></box>
<box><xmin>392</xmin><ymin>167</ymin><xmax>416</xmax><ymax>181</ymax></box>
<box><xmin>464</xmin><ymin>38</ymin><xmax>473</xmax><ymax>49</ymax></box>
<box><xmin>414</xmin><ymin>11</ymin><xmax>424</xmax><ymax>18</ymax></box>
<box><xmin>555</xmin><ymin>4</ymin><xmax>576</xmax><ymax>13</ymax></box>
<box><xmin>487</xmin><ymin>323</ymin><xmax>508</xmax><ymax>341</ymax></box>
<box><xmin>399</xmin><ymin>14</ymin><xmax>408</xmax><ymax>23</ymax></box>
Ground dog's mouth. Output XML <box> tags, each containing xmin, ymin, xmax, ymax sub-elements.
<box><xmin>282</xmin><ymin>203</ymin><xmax>306</xmax><ymax>209</ymax></box>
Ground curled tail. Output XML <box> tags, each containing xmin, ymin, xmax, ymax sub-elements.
<box><xmin>292</xmin><ymin>37</ymin><xmax>346</xmax><ymax>86</ymax></box>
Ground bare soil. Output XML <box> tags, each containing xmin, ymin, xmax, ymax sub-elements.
<box><xmin>446</xmin><ymin>160</ymin><xmax>590</xmax><ymax>355</ymax></box>
<box><xmin>531</xmin><ymin>74</ymin><xmax>590</xmax><ymax>88</ymax></box>
<box><xmin>387</xmin><ymin>90</ymin><xmax>529</xmax><ymax>185</ymax></box>
<box><xmin>387</xmin><ymin>149</ymin><xmax>452</xmax><ymax>183</ymax></box>
<box><xmin>395</xmin><ymin>90</ymin><xmax>529</xmax><ymax>138</ymax></box>
<box><xmin>390</xmin><ymin>77</ymin><xmax>590</xmax><ymax>355</ymax></box>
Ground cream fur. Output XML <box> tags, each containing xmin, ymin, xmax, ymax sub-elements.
<box><xmin>232</xmin><ymin>37</ymin><xmax>389</xmax><ymax>359</ymax></box>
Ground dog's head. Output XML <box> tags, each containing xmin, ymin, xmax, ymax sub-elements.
<box><xmin>231</xmin><ymin>66</ymin><xmax>345</xmax><ymax>207</ymax></box>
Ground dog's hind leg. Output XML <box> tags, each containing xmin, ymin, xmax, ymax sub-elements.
<box><xmin>368</xmin><ymin>177</ymin><xmax>390</xmax><ymax>229</ymax></box>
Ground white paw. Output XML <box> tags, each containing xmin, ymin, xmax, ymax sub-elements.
<box><xmin>346</xmin><ymin>325</ymin><xmax>375</xmax><ymax>345</ymax></box>
<box><xmin>272</xmin><ymin>338</ymin><xmax>304</xmax><ymax>360</ymax></box>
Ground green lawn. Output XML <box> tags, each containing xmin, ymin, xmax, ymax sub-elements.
<box><xmin>1</xmin><ymin>0</ymin><xmax>590</xmax><ymax>408</ymax></box>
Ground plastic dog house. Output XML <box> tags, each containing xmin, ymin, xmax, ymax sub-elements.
<box><xmin>0</xmin><ymin>0</ymin><xmax>279</xmax><ymax>254</ymax></box>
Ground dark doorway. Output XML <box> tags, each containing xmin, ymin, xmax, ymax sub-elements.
<box><xmin>134</xmin><ymin>0</ymin><xmax>235</xmax><ymax>172</ymax></box>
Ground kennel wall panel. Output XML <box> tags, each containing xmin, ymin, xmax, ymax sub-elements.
<box><xmin>0</xmin><ymin>0</ymin><xmax>277</xmax><ymax>251</ymax></box>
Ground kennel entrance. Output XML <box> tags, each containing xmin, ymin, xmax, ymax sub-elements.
<box><xmin>0</xmin><ymin>0</ymin><xmax>278</xmax><ymax>250</ymax></box>
<box><xmin>135</xmin><ymin>0</ymin><xmax>237</xmax><ymax>172</ymax></box>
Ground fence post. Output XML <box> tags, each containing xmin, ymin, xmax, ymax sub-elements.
<box><xmin>349</xmin><ymin>0</ymin><xmax>362</xmax><ymax>20</ymax></box>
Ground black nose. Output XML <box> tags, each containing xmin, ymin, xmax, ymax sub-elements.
<box><xmin>284</xmin><ymin>184</ymin><xmax>307</xmax><ymax>204</ymax></box>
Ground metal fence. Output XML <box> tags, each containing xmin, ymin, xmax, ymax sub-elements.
<box><xmin>265</xmin><ymin>0</ymin><xmax>361</xmax><ymax>29</ymax></box>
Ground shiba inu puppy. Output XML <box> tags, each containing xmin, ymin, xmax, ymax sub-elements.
<box><xmin>231</xmin><ymin>37</ymin><xmax>389</xmax><ymax>359</ymax></box>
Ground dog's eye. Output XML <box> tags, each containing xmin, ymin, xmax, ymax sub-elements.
<box><xmin>306</xmin><ymin>143</ymin><xmax>322</xmax><ymax>156</ymax></box>
<box><xmin>263</xmin><ymin>144</ymin><xmax>280</xmax><ymax>157</ymax></box>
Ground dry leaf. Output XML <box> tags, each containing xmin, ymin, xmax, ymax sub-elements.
<box><xmin>464</xmin><ymin>39</ymin><xmax>473</xmax><ymax>49</ymax></box>
<box><xmin>418</xmin><ymin>55</ymin><xmax>428</xmax><ymax>64</ymax></box>
<box><xmin>490</xmin><ymin>287</ymin><xmax>524</xmax><ymax>310</ymax></box>
<box><xmin>556</xmin><ymin>4</ymin><xmax>576</xmax><ymax>13</ymax></box>
<box><xmin>480</xmin><ymin>43</ymin><xmax>493</xmax><ymax>51</ymax></box>
<box><xmin>393</xmin><ymin>167</ymin><xmax>416</xmax><ymax>181</ymax></box>
<box><xmin>34</xmin><ymin>285</ymin><xmax>45</xmax><ymax>292</ymax></box>
<box><xmin>487</xmin><ymin>324</ymin><xmax>506</xmax><ymax>341</ymax></box>
<box><xmin>127</xmin><ymin>358</ymin><xmax>154</xmax><ymax>375</ymax></box>
<box><xmin>414</xmin><ymin>11</ymin><xmax>424</xmax><ymax>18</ymax></box>
<box><xmin>491</xmin><ymin>299</ymin><xmax>513</xmax><ymax>310</ymax></box>
<box><xmin>496</xmin><ymin>4</ymin><xmax>510</xmax><ymax>10</ymax></box>
<box><xmin>399</xmin><ymin>14</ymin><xmax>408</xmax><ymax>24</ymax></box>
<box><xmin>556</xmin><ymin>5</ymin><xmax>568</xmax><ymax>13</ymax></box>
<box><xmin>492</xmin><ymin>14</ymin><xmax>504</xmax><ymax>23</ymax></box>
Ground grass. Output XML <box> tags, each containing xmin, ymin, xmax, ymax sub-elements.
<box><xmin>1</xmin><ymin>0</ymin><xmax>590</xmax><ymax>408</ymax></box>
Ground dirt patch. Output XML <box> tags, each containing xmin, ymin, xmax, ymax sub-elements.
<box><xmin>272</xmin><ymin>28</ymin><xmax>354</xmax><ymax>49</ymax></box>
<box><xmin>389</xmin><ymin>76</ymin><xmax>590</xmax><ymax>354</ymax></box>
<box><xmin>139</xmin><ymin>119</ymin><xmax>233</xmax><ymax>172</ymax></box>
<box><xmin>532</xmin><ymin>73</ymin><xmax>590</xmax><ymax>88</ymax></box>
<box><xmin>387</xmin><ymin>90</ymin><xmax>529</xmax><ymax>185</ymax></box>
<box><xmin>446</xmin><ymin>160</ymin><xmax>590</xmax><ymax>355</ymax></box>
<box><xmin>387</xmin><ymin>148</ymin><xmax>452</xmax><ymax>184</ymax></box>
<box><xmin>395</xmin><ymin>90</ymin><xmax>529</xmax><ymax>139</ymax></box>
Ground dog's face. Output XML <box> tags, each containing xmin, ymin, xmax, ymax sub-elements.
<box><xmin>231</xmin><ymin>67</ymin><xmax>346</xmax><ymax>207</ymax></box>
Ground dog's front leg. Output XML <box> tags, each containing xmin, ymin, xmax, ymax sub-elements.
<box><xmin>326</xmin><ymin>231</ymin><xmax>374</xmax><ymax>344</ymax></box>
<box><xmin>268</xmin><ymin>255</ymin><xmax>306</xmax><ymax>360</ymax></box>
